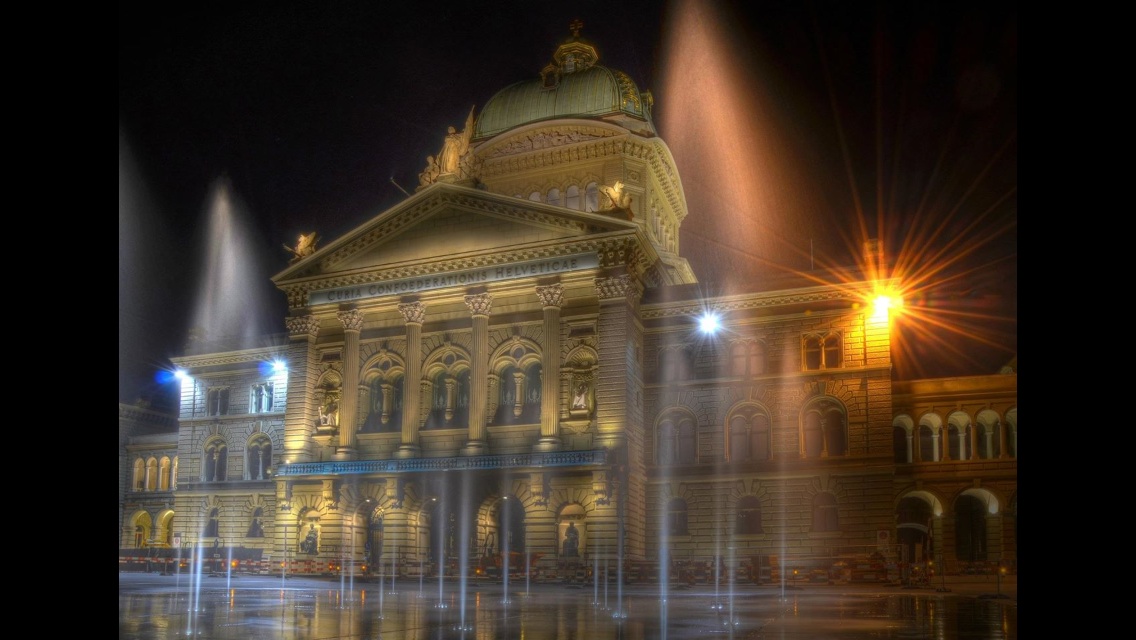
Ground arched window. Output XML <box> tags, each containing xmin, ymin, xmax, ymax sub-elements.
<box><xmin>247</xmin><ymin>435</ymin><xmax>272</xmax><ymax>480</ymax></box>
<box><xmin>529</xmin><ymin>191</ymin><xmax>541</xmax><ymax>202</ymax></box>
<box><xmin>203</xmin><ymin>508</ymin><xmax>220</xmax><ymax>538</ymax></box>
<box><xmin>676</xmin><ymin>417</ymin><xmax>697</xmax><ymax>464</ymax></box>
<box><xmin>204</xmin><ymin>440</ymin><xmax>228</xmax><ymax>482</ymax></box>
<box><xmin>159</xmin><ymin>457</ymin><xmax>172</xmax><ymax>491</ymax></box>
<box><xmin>145</xmin><ymin>457</ymin><xmax>158</xmax><ymax>491</ymax></box>
<box><xmin>823</xmin><ymin>408</ymin><xmax>847</xmax><ymax>456</ymax></box>
<box><xmin>566</xmin><ymin>184</ymin><xmax>580</xmax><ymax>210</ymax></box>
<box><xmin>666</xmin><ymin>498</ymin><xmax>688</xmax><ymax>536</ymax></box>
<box><xmin>803</xmin><ymin>412</ymin><xmax>823</xmax><ymax>458</ymax></box>
<box><xmin>892</xmin><ymin>427</ymin><xmax>909</xmax><ymax>463</ymax></box>
<box><xmin>584</xmin><ymin>182</ymin><xmax>599</xmax><ymax>212</ymax></box>
<box><xmin>918</xmin><ymin>425</ymin><xmax>937</xmax><ymax>462</ymax></box>
<box><xmin>729</xmin><ymin>416</ymin><xmax>748</xmax><ymax>461</ymax></box>
<box><xmin>133</xmin><ymin>458</ymin><xmax>145</xmax><ymax>491</ymax></box>
<box><xmin>519</xmin><ymin>363</ymin><xmax>542</xmax><ymax>423</ymax></box>
<box><xmin>546</xmin><ymin>187</ymin><xmax>561</xmax><ymax>206</ymax></box>
<box><xmin>500</xmin><ymin>366</ymin><xmax>517</xmax><ymax>419</ymax></box>
<box><xmin>736</xmin><ymin>496</ymin><xmax>762</xmax><ymax>534</ymax></box>
<box><xmin>812</xmin><ymin>493</ymin><xmax>839</xmax><ymax>532</ymax></box>
<box><xmin>247</xmin><ymin>508</ymin><xmax>265</xmax><ymax>538</ymax></box>
<box><xmin>948</xmin><ymin>424</ymin><xmax>966</xmax><ymax>460</ymax></box>
<box><xmin>363</xmin><ymin>375</ymin><xmax>404</xmax><ymax>432</ymax></box>
<box><xmin>657</xmin><ymin>418</ymin><xmax>676</xmax><ymax>465</ymax></box>
<box><xmin>728</xmin><ymin>411</ymin><xmax>771</xmax><ymax>462</ymax></box>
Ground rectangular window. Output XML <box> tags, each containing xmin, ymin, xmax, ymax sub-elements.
<box><xmin>250</xmin><ymin>382</ymin><xmax>274</xmax><ymax>413</ymax></box>
<box><xmin>207</xmin><ymin>387</ymin><xmax>230</xmax><ymax>416</ymax></box>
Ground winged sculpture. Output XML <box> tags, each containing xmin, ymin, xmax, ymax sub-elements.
<box><xmin>284</xmin><ymin>232</ymin><xmax>319</xmax><ymax>263</ymax></box>
<box><xmin>599</xmin><ymin>181</ymin><xmax>632</xmax><ymax>210</ymax></box>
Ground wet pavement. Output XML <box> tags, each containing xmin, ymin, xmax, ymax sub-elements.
<box><xmin>119</xmin><ymin>571</ymin><xmax>1017</xmax><ymax>639</ymax></box>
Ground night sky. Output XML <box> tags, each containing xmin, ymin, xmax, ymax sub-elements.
<box><xmin>119</xmin><ymin>0</ymin><xmax>1017</xmax><ymax>409</ymax></box>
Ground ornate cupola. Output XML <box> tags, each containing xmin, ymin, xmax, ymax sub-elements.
<box><xmin>541</xmin><ymin>18</ymin><xmax>599</xmax><ymax>86</ymax></box>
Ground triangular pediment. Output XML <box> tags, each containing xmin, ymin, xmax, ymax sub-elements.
<box><xmin>274</xmin><ymin>182</ymin><xmax>636</xmax><ymax>286</ymax></box>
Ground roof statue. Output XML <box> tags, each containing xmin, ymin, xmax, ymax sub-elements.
<box><xmin>599</xmin><ymin>181</ymin><xmax>633</xmax><ymax>217</ymax></box>
<box><xmin>284</xmin><ymin>232</ymin><xmax>319</xmax><ymax>263</ymax></box>
<box><xmin>418</xmin><ymin>106</ymin><xmax>480</xmax><ymax>189</ymax></box>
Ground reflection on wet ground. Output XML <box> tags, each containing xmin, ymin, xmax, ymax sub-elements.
<box><xmin>119</xmin><ymin>573</ymin><xmax>1016</xmax><ymax>639</ymax></box>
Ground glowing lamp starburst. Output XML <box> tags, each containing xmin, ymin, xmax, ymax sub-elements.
<box><xmin>698</xmin><ymin>312</ymin><xmax>721</xmax><ymax>334</ymax></box>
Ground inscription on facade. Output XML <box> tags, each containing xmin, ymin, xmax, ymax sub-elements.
<box><xmin>310</xmin><ymin>253</ymin><xmax>598</xmax><ymax>305</ymax></box>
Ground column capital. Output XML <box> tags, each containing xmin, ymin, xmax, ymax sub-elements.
<box><xmin>398</xmin><ymin>301</ymin><xmax>427</xmax><ymax>324</ymax></box>
<box><xmin>535</xmin><ymin>283</ymin><xmax>564</xmax><ymax>308</ymax></box>
<box><xmin>463</xmin><ymin>293</ymin><xmax>493</xmax><ymax>317</ymax></box>
<box><xmin>594</xmin><ymin>274</ymin><xmax>641</xmax><ymax>301</ymax></box>
<box><xmin>285</xmin><ymin>315</ymin><xmax>320</xmax><ymax>338</ymax></box>
<box><xmin>337</xmin><ymin>308</ymin><xmax>364</xmax><ymax>332</ymax></box>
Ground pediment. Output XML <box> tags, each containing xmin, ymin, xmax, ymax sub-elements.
<box><xmin>274</xmin><ymin>183</ymin><xmax>635</xmax><ymax>285</ymax></box>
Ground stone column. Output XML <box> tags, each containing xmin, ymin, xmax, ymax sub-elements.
<box><xmin>462</xmin><ymin>293</ymin><xmax>491</xmax><ymax>456</ymax></box>
<box><xmin>335</xmin><ymin>309</ymin><xmax>363</xmax><ymax>459</ymax></box>
<box><xmin>396</xmin><ymin>301</ymin><xmax>426</xmax><ymax>458</ymax></box>
<box><xmin>283</xmin><ymin>315</ymin><xmax>320</xmax><ymax>464</ymax></box>
<box><xmin>534</xmin><ymin>283</ymin><xmax>563</xmax><ymax>452</ymax></box>
<box><xmin>997</xmin><ymin>420</ymin><xmax>1009</xmax><ymax>459</ymax></box>
<box><xmin>594</xmin><ymin>273</ymin><xmax>642</xmax><ymax>451</ymax></box>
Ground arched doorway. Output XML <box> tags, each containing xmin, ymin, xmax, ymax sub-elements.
<box><xmin>496</xmin><ymin>496</ymin><xmax>526</xmax><ymax>555</ymax></box>
<box><xmin>955</xmin><ymin>494</ymin><xmax>988</xmax><ymax>562</ymax></box>
<box><xmin>896</xmin><ymin>496</ymin><xmax>933</xmax><ymax>565</ymax></box>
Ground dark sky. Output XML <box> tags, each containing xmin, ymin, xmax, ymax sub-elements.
<box><xmin>119</xmin><ymin>0</ymin><xmax>1017</xmax><ymax>408</ymax></box>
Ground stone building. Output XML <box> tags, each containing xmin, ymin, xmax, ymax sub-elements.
<box><xmin>120</xmin><ymin>27</ymin><xmax>1016</xmax><ymax>580</ymax></box>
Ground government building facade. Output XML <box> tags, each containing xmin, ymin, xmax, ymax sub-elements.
<box><xmin>119</xmin><ymin>28</ymin><xmax>1017</xmax><ymax>583</ymax></box>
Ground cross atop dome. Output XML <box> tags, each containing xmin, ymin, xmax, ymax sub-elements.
<box><xmin>569</xmin><ymin>18</ymin><xmax>583</xmax><ymax>37</ymax></box>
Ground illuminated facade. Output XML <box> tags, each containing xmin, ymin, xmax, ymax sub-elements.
<box><xmin>120</xmin><ymin>27</ymin><xmax>1016</xmax><ymax>580</ymax></box>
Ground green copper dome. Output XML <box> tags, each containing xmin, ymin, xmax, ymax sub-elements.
<box><xmin>474</xmin><ymin>23</ymin><xmax>655</xmax><ymax>140</ymax></box>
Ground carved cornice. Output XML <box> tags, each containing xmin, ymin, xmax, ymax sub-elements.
<box><xmin>171</xmin><ymin>345</ymin><xmax>287</xmax><ymax>370</ymax></box>
<box><xmin>535</xmin><ymin>283</ymin><xmax>564</xmax><ymax>308</ymax></box>
<box><xmin>118</xmin><ymin>403</ymin><xmax>177</xmax><ymax>427</ymax></box>
<box><xmin>594</xmin><ymin>274</ymin><xmax>641</xmax><ymax>301</ymax></box>
<box><xmin>481</xmin><ymin>135</ymin><xmax>633</xmax><ymax>178</ymax></box>
<box><xmin>398</xmin><ymin>302</ymin><xmax>427</xmax><ymax>325</ymax></box>
<box><xmin>338</xmin><ymin>309</ymin><xmax>364</xmax><ymax>332</ymax></box>
<box><xmin>285</xmin><ymin>235</ymin><xmax>641</xmax><ymax>307</ymax></box>
<box><xmin>480</xmin><ymin>127</ymin><xmax>615</xmax><ymax>159</ymax></box>
<box><xmin>644</xmin><ymin>139</ymin><xmax>687</xmax><ymax>224</ymax></box>
<box><xmin>285</xmin><ymin>315</ymin><xmax>320</xmax><ymax>338</ymax></box>
<box><xmin>464</xmin><ymin>293</ymin><xmax>493</xmax><ymax>316</ymax></box>
<box><xmin>641</xmin><ymin>288</ymin><xmax>858</xmax><ymax>320</ymax></box>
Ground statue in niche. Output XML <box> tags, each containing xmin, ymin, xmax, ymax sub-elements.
<box><xmin>284</xmin><ymin>232</ymin><xmax>319</xmax><ymax>263</ymax></box>
<box><xmin>572</xmin><ymin>383</ymin><xmax>589</xmax><ymax>409</ymax></box>
<box><xmin>319</xmin><ymin>389</ymin><xmax>340</xmax><ymax>427</ymax></box>
<box><xmin>300</xmin><ymin>524</ymin><xmax>319</xmax><ymax>555</ymax></box>
<box><xmin>562</xmin><ymin>522</ymin><xmax>579</xmax><ymax>558</ymax></box>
